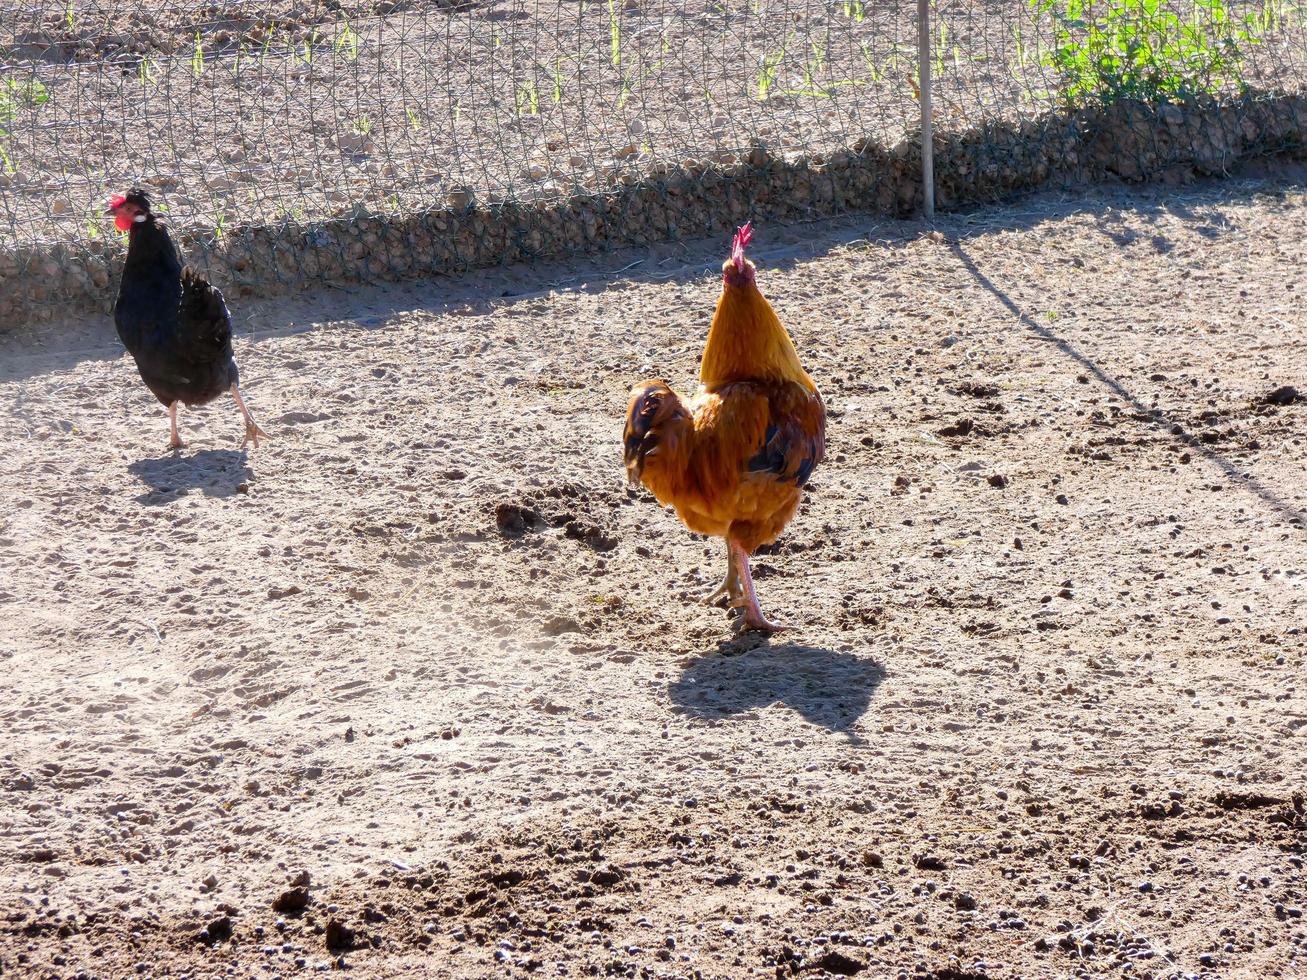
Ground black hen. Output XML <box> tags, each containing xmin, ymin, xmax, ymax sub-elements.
<box><xmin>108</xmin><ymin>188</ymin><xmax>267</xmax><ymax>450</ymax></box>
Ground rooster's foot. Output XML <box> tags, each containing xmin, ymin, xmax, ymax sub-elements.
<box><xmin>701</xmin><ymin>575</ymin><xmax>743</xmax><ymax>606</ymax></box>
<box><xmin>739</xmin><ymin>613</ymin><xmax>789</xmax><ymax>634</ymax></box>
<box><xmin>702</xmin><ymin>541</ymin><xmax>743</xmax><ymax>606</ymax></box>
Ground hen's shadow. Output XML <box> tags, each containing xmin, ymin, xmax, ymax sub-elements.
<box><xmin>669</xmin><ymin>638</ymin><xmax>884</xmax><ymax>738</ymax></box>
<box><xmin>128</xmin><ymin>449</ymin><xmax>252</xmax><ymax>505</ymax></box>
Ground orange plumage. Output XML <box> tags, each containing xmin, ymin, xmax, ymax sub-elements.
<box><xmin>623</xmin><ymin>223</ymin><xmax>825</xmax><ymax>632</ymax></box>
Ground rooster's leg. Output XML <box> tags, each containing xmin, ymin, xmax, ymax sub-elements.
<box><xmin>701</xmin><ymin>540</ymin><xmax>743</xmax><ymax>605</ymax></box>
<box><xmin>230</xmin><ymin>384</ymin><xmax>269</xmax><ymax>450</ymax></box>
<box><xmin>728</xmin><ymin>539</ymin><xmax>787</xmax><ymax>634</ymax></box>
<box><xmin>167</xmin><ymin>401</ymin><xmax>185</xmax><ymax>450</ymax></box>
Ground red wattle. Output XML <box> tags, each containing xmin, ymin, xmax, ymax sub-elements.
<box><xmin>115</xmin><ymin>213</ymin><xmax>133</xmax><ymax>232</ymax></box>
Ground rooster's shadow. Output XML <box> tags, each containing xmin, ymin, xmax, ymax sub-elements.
<box><xmin>668</xmin><ymin>637</ymin><xmax>884</xmax><ymax>740</ymax></box>
<box><xmin>128</xmin><ymin>449</ymin><xmax>252</xmax><ymax>505</ymax></box>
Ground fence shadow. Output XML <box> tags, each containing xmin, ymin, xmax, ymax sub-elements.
<box><xmin>668</xmin><ymin>637</ymin><xmax>885</xmax><ymax>739</ymax></box>
<box><xmin>950</xmin><ymin>240</ymin><xmax>1306</xmax><ymax>530</ymax></box>
<box><xmin>127</xmin><ymin>449</ymin><xmax>252</xmax><ymax>505</ymax></box>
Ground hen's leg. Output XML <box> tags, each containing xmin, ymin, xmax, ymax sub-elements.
<box><xmin>230</xmin><ymin>384</ymin><xmax>269</xmax><ymax>450</ymax></box>
<box><xmin>701</xmin><ymin>539</ymin><xmax>743</xmax><ymax>605</ymax></box>
<box><xmin>167</xmin><ymin>401</ymin><xmax>185</xmax><ymax>450</ymax></box>
<box><xmin>728</xmin><ymin>539</ymin><xmax>788</xmax><ymax>633</ymax></box>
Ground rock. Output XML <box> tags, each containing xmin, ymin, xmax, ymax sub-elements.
<box><xmin>955</xmin><ymin>892</ymin><xmax>977</xmax><ymax>911</ymax></box>
<box><xmin>272</xmin><ymin>887</ymin><xmax>310</xmax><ymax>913</ymax></box>
<box><xmin>287</xmin><ymin>870</ymin><xmax>311</xmax><ymax>888</ymax></box>
<box><xmin>325</xmin><ymin>918</ymin><xmax>355</xmax><ymax>951</ymax></box>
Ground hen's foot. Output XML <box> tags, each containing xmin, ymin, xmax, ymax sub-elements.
<box><xmin>240</xmin><ymin>418</ymin><xmax>269</xmax><ymax>450</ymax></box>
<box><xmin>167</xmin><ymin>402</ymin><xmax>184</xmax><ymax>449</ymax></box>
<box><xmin>230</xmin><ymin>385</ymin><xmax>268</xmax><ymax>450</ymax></box>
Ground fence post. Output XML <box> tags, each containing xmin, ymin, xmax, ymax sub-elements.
<box><xmin>917</xmin><ymin>0</ymin><xmax>935</xmax><ymax>219</ymax></box>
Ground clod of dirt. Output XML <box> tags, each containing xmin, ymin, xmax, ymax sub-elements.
<box><xmin>564</xmin><ymin>520</ymin><xmax>618</xmax><ymax>552</ymax></box>
<box><xmin>542</xmin><ymin>616</ymin><xmax>583</xmax><ymax>636</ymax></box>
<box><xmin>271</xmin><ymin>887</ymin><xmax>310</xmax><ymax>913</ymax></box>
<box><xmin>955</xmin><ymin>381</ymin><xmax>999</xmax><ymax>399</ymax></box>
<box><xmin>987</xmin><ymin>474</ymin><xmax>1008</xmax><ymax>489</ymax></box>
<box><xmin>808</xmin><ymin>949</ymin><xmax>866</xmax><ymax>975</ymax></box>
<box><xmin>937</xmin><ymin>418</ymin><xmax>975</xmax><ymax>438</ymax></box>
<box><xmin>287</xmin><ymin>870</ymin><xmax>312</xmax><ymax>888</ymax></box>
<box><xmin>913</xmin><ymin>854</ymin><xmax>948</xmax><ymax>871</ymax></box>
<box><xmin>589</xmin><ymin>866</ymin><xmax>626</xmax><ymax>887</ymax></box>
<box><xmin>495</xmin><ymin>502</ymin><xmax>542</xmax><ymax>537</ymax></box>
<box><xmin>954</xmin><ymin>892</ymin><xmax>978</xmax><ymax>911</ymax></box>
<box><xmin>325</xmin><ymin>918</ymin><xmax>355</xmax><ymax>951</ymax></box>
<box><xmin>1261</xmin><ymin>385</ymin><xmax>1300</xmax><ymax>406</ymax></box>
<box><xmin>199</xmin><ymin>915</ymin><xmax>232</xmax><ymax>945</ymax></box>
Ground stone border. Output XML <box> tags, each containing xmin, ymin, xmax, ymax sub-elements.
<box><xmin>1</xmin><ymin>90</ymin><xmax>1303</xmax><ymax>329</ymax></box>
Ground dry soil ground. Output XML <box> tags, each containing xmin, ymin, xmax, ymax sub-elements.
<box><xmin>1</xmin><ymin>171</ymin><xmax>1305</xmax><ymax>980</ymax></box>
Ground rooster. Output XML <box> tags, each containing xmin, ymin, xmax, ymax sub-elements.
<box><xmin>107</xmin><ymin>188</ymin><xmax>267</xmax><ymax>450</ymax></box>
<box><xmin>623</xmin><ymin>223</ymin><xmax>825</xmax><ymax>633</ymax></box>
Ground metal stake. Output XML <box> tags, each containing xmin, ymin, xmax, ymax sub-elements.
<box><xmin>918</xmin><ymin>0</ymin><xmax>935</xmax><ymax>219</ymax></box>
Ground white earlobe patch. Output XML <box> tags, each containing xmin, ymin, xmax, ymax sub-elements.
<box><xmin>134</xmin><ymin>213</ymin><xmax>146</xmax><ymax>222</ymax></box>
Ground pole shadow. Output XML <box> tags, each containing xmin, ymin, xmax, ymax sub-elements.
<box><xmin>950</xmin><ymin>241</ymin><xmax>1306</xmax><ymax>529</ymax></box>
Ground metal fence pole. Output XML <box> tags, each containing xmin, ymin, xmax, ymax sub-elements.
<box><xmin>918</xmin><ymin>0</ymin><xmax>935</xmax><ymax>219</ymax></box>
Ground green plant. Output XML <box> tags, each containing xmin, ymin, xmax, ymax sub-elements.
<box><xmin>191</xmin><ymin>32</ymin><xmax>205</xmax><ymax>76</ymax></box>
<box><xmin>334</xmin><ymin>18</ymin><xmax>359</xmax><ymax>60</ymax></box>
<box><xmin>405</xmin><ymin>106</ymin><xmax>423</xmax><ymax>131</ymax></box>
<box><xmin>607</xmin><ymin>0</ymin><xmax>622</xmax><ymax>67</ymax></box>
<box><xmin>516</xmin><ymin>79</ymin><xmax>540</xmax><ymax>116</ymax></box>
<box><xmin>0</xmin><ymin>78</ymin><xmax>50</xmax><ymax>172</ymax></box>
<box><xmin>294</xmin><ymin>29</ymin><xmax>320</xmax><ymax>65</ymax></box>
<box><xmin>841</xmin><ymin>0</ymin><xmax>865</xmax><ymax>23</ymax></box>
<box><xmin>756</xmin><ymin>36</ymin><xmax>789</xmax><ymax>99</ymax></box>
<box><xmin>550</xmin><ymin>57</ymin><xmax>566</xmax><ymax>103</ymax></box>
<box><xmin>352</xmin><ymin>113</ymin><xmax>373</xmax><ymax>136</ymax></box>
<box><xmin>1030</xmin><ymin>0</ymin><xmax>1264</xmax><ymax>103</ymax></box>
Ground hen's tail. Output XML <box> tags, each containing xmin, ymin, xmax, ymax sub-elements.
<box><xmin>623</xmin><ymin>381</ymin><xmax>689</xmax><ymax>487</ymax></box>
<box><xmin>178</xmin><ymin>266</ymin><xmax>233</xmax><ymax>356</ymax></box>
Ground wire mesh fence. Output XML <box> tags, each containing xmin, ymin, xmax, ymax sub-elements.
<box><xmin>1</xmin><ymin>0</ymin><xmax>1305</xmax><ymax>323</ymax></box>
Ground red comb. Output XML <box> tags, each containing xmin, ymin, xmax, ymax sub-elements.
<box><xmin>107</xmin><ymin>194</ymin><xmax>126</xmax><ymax>209</ymax></box>
<box><xmin>730</xmin><ymin>221</ymin><xmax>753</xmax><ymax>271</ymax></box>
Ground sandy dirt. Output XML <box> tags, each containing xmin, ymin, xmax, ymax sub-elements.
<box><xmin>1</xmin><ymin>171</ymin><xmax>1306</xmax><ymax>979</ymax></box>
